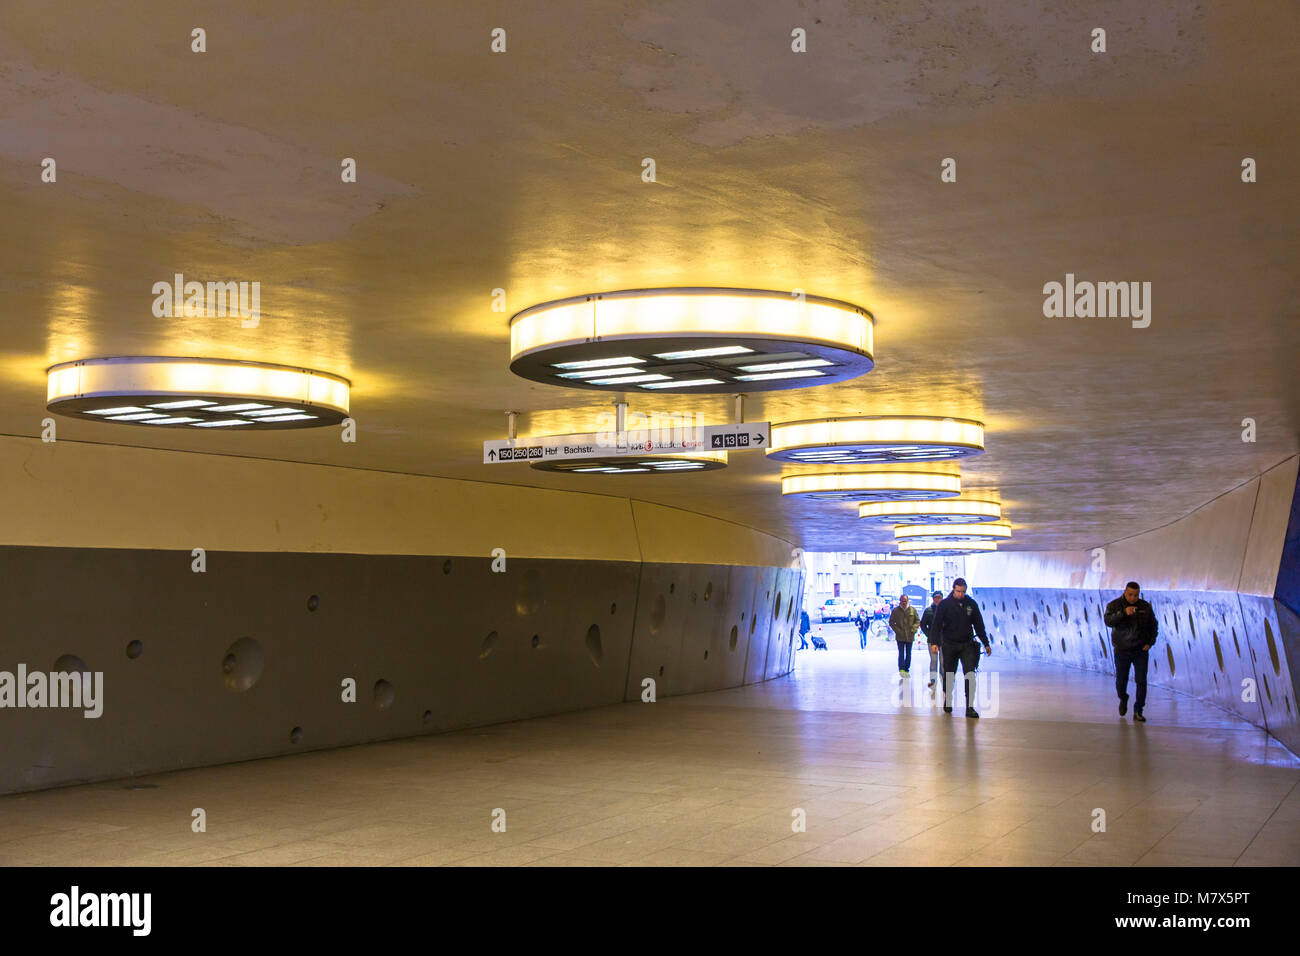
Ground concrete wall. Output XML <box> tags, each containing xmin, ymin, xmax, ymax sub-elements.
<box><xmin>0</xmin><ymin>437</ymin><xmax>803</xmax><ymax>794</ymax></box>
<box><xmin>966</xmin><ymin>456</ymin><xmax>1300</xmax><ymax>755</ymax></box>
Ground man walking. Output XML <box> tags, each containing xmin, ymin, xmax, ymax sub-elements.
<box><xmin>920</xmin><ymin>590</ymin><xmax>943</xmax><ymax>689</ymax></box>
<box><xmin>932</xmin><ymin>578</ymin><xmax>991</xmax><ymax>717</ymax></box>
<box><xmin>889</xmin><ymin>594</ymin><xmax>920</xmax><ymax>676</ymax></box>
<box><xmin>1104</xmin><ymin>581</ymin><xmax>1158</xmax><ymax>722</ymax></box>
<box><xmin>798</xmin><ymin>608</ymin><xmax>811</xmax><ymax>650</ymax></box>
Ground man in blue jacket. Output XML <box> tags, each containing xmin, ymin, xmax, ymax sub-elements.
<box><xmin>1103</xmin><ymin>581</ymin><xmax>1158</xmax><ymax>722</ymax></box>
<box><xmin>932</xmin><ymin>578</ymin><xmax>992</xmax><ymax>718</ymax></box>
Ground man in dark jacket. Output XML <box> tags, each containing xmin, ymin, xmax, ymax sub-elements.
<box><xmin>919</xmin><ymin>591</ymin><xmax>943</xmax><ymax>690</ymax></box>
<box><xmin>1104</xmin><ymin>581</ymin><xmax>1158</xmax><ymax>722</ymax></box>
<box><xmin>932</xmin><ymin>578</ymin><xmax>991</xmax><ymax>717</ymax></box>
<box><xmin>888</xmin><ymin>594</ymin><xmax>920</xmax><ymax>676</ymax></box>
<box><xmin>798</xmin><ymin>609</ymin><xmax>811</xmax><ymax>650</ymax></box>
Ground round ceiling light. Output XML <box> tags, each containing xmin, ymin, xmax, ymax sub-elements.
<box><xmin>508</xmin><ymin>288</ymin><xmax>873</xmax><ymax>393</ymax></box>
<box><xmin>896</xmin><ymin>540</ymin><xmax>999</xmax><ymax>556</ymax></box>
<box><xmin>767</xmin><ymin>416</ymin><xmax>984</xmax><ymax>464</ymax></box>
<box><xmin>529</xmin><ymin>450</ymin><xmax>727</xmax><ymax>474</ymax></box>
<box><xmin>859</xmin><ymin>499</ymin><xmax>1003</xmax><ymax>524</ymax></box>
<box><xmin>46</xmin><ymin>357</ymin><xmax>350</xmax><ymax>429</ymax></box>
<box><xmin>894</xmin><ymin>522</ymin><xmax>1012</xmax><ymax>542</ymax></box>
<box><xmin>780</xmin><ymin>471</ymin><xmax>961</xmax><ymax>501</ymax></box>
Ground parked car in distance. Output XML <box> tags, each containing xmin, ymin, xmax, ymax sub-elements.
<box><xmin>817</xmin><ymin>598</ymin><xmax>855</xmax><ymax>622</ymax></box>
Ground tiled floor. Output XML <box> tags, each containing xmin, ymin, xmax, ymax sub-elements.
<box><xmin>2</xmin><ymin>625</ymin><xmax>1298</xmax><ymax>866</ymax></box>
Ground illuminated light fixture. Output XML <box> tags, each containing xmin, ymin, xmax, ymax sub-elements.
<box><xmin>733</xmin><ymin>369</ymin><xmax>826</xmax><ymax>382</ymax></box>
<box><xmin>46</xmin><ymin>357</ymin><xmax>350</xmax><ymax>430</ymax></box>
<box><xmin>586</xmin><ymin>374</ymin><xmax>671</xmax><ymax>385</ymax></box>
<box><xmin>858</xmin><ymin>499</ymin><xmax>1003</xmax><ymax>524</ymax></box>
<box><xmin>557</xmin><ymin>367</ymin><xmax>647</xmax><ymax>380</ymax></box>
<box><xmin>896</xmin><ymin>540</ymin><xmax>999</xmax><ymax>556</ymax></box>
<box><xmin>767</xmin><ymin>416</ymin><xmax>985</xmax><ymax>465</ymax></box>
<box><xmin>639</xmin><ymin>378</ymin><xmax>724</xmax><ymax>389</ymax></box>
<box><xmin>509</xmin><ymin>287</ymin><xmax>874</xmax><ymax>393</ymax></box>
<box><xmin>735</xmin><ymin>358</ymin><xmax>831</xmax><ymax>372</ymax></box>
<box><xmin>894</xmin><ymin>522</ymin><xmax>1013</xmax><ymax>542</ymax></box>
<box><xmin>149</xmin><ymin>399</ymin><xmax>216</xmax><ymax>409</ymax></box>
<box><xmin>780</xmin><ymin>471</ymin><xmax>961</xmax><ymax>501</ymax></box>
<box><xmin>552</xmin><ymin>356</ymin><xmax>645</xmax><ymax>370</ymax></box>
<box><xmin>531</xmin><ymin>450</ymin><xmax>728</xmax><ymax>474</ymax></box>
<box><xmin>652</xmin><ymin>345</ymin><xmax>754</xmax><ymax>360</ymax></box>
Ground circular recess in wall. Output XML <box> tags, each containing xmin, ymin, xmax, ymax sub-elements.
<box><xmin>531</xmin><ymin>451</ymin><xmax>728</xmax><ymax>474</ymax></box>
<box><xmin>508</xmin><ymin>288</ymin><xmax>875</xmax><ymax>393</ymax></box>
<box><xmin>1213</xmin><ymin>631</ymin><xmax>1225</xmax><ymax>671</ymax></box>
<box><xmin>774</xmin><ymin>593</ymin><xmax>782</xmax><ymax>619</ymax></box>
<box><xmin>730</xmin><ymin>625</ymin><xmax>739</xmax><ymax>651</ymax></box>
<box><xmin>1232</xmin><ymin>628</ymin><xmax>1240</xmax><ymax>656</ymax></box>
<box><xmin>704</xmin><ymin>649</ymin><xmax>709</xmax><ymax>660</ymax></box>
<box><xmin>783</xmin><ymin>471</ymin><xmax>961</xmax><ymax>502</ymax></box>
<box><xmin>1033</xmin><ymin>612</ymin><xmax>1039</xmax><ymax>629</ymax></box>
<box><xmin>423</xmin><ymin>710</ymin><xmax>433</xmax><ymax>723</ymax></box>
<box><xmin>1174</xmin><ymin>615</ymin><xmax>1179</xmax><ymax>633</ymax></box>
<box><xmin>1189</xmin><ymin>612</ymin><xmax>1196</xmax><ymax>640</ymax></box>
<box><xmin>307</xmin><ymin>594</ymin><xmax>320</xmax><ymax>612</ymax></box>
<box><xmin>126</xmin><ymin>640</ymin><xmax>143</xmax><ymax>659</ymax></box>
<box><xmin>1084</xmin><ymin>605</ymin><xmax>1089</xmax><ymax>624</ymax></box>
<box><xmin>658</xmin><ymin>665</ymin><xmax>664</xmax><ymax>676</ymax></box>
<box><xmin>768</xmin><ymin>416</ymin><xmax>984</xmax><ymax>464</ymax></box>
<box><xmin>531</xmin><ymin>634</ymin><xmax>541</xmax><ymax>648</ymax></box>
<box><xmin>1063</xmin><ymin>603</ymin><xmax>1069</xmax><ymax>622</ymax></box>
<box><xmin>704</xmin><ymin>581</ymin><xmax>713</xmax><ymax>601</ymax></box>
<box><xmin>443</xmin><ymin>559</ymin><xmax>453</xmax><ymax>575</ymax></box>
<box><xmin>1013</xmin><ymin>635</ymin><xmax>1020</xmax><ymax>649</ymax></box>
<box><xmin>221</xmin><ymin>638</ymin><xmax>263</xmax><ymax>692</ymax></box>
<box><xmin>1098</xmin><ymin>635</ymin><xmax>1107</xmax><ymax>656</ymax></box>
<box><xmin>670</xmin><ymin>582</ymin><xmax>676</xmax><ymax>594</ymax></box>
<box><xmin>1265</xmin><ymin>619</ymin><xmax>1280</xmax><ymax>674</ymax></box>
<box><xmin>46</xmin><ymin>357</ymin><xmax>350</xmax><ymax>429</ymax></box>
<box><xmin>290</xmin><ymin>726</ymin><xmax>303</xmax><ymax>744</ymax></box>
<box><xmin>515</xmin><ymin>568</ymin><xmax>542</xmax><ymax>616</ymax></box>
<box><xmin>1166</xmin><ymin>645</ymin><xmax>1176</xmax><ymax>676</ymax></box>
<box><xmin>373</xmin><ymin>679</ymin><xmax>395</xmax><ymax>710</ymax></box>
<box><xmin>53</xmin><ymin>654</ymin><xmax>88</xmax><ymax>673</ymax></box>
<box><xmin>1263</xmin><ymin>674</ymin><xmax>1273</xmax><ymax>704</ymax></box>
<box><xmin>610</xmin><ymin>602</ymin><xmax>617</xmax><ymax>615</ymax></box>
<box><xmin>480</xmin><ymin>631</ymin><xmax>499</xmax><ymax>659</ymax></box>
<box><xmin>749</xmin><ymin>615</ymin><xmax>757</xmax><ymax>635</ymax></box>
<box><xmin>1060</xmin><ymin>639</ymin><xmax>1066</xmax><ymax>653</ymax></box>
<box><xmin>585</xmin><ymin>625</ymin><xmax>603</xmax><ymax>667</ymax></box>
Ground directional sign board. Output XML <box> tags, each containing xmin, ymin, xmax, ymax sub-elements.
<box><xmin>483</xmin><ymin>422</ymin><xmax>770</xmax><ymax>464</ymax></box>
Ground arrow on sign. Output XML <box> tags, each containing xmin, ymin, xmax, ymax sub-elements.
<box><xmin>752</xmin><ymin>433</ymin><xmax>765</xmax><ymax>444</ymax></box>
<box><xmin>488</xmin><ymin>450</ymin><xmax>497</xmax><ymax>461</ymax></box>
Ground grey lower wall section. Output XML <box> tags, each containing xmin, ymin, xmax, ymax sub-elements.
<box><xmin>0</xmin><ymin>546</ymin><xmax>805</xmax><ymax>794</ymax></box>
<box><xmin>970</xmin><ymin>585</ymin><xmax>1300</xmax><ymax>755</ymax></box>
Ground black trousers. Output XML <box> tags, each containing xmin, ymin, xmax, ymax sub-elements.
<box><xmin>941</xmin><ymin>641</ymin><xmax>981</xmax><ymax>707</ymax></box>
<box><xmin>1114</xmin><ymin>648</ymin><xmax>1149</xmax><ymax>711</ymax></box>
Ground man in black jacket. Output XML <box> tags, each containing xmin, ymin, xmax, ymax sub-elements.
<box><xmin>932</xmin><ymin>578</ymin><xmax>992</xmax><ymax>717</ymax></box>
<box><xmin>919</xmin><ymin>591</ymin><xmax>943</xmax><ymax>690</ymax></box>
<box><xmin>1104</xmin><ymin>581</ymin><xmax>1158</xmax><ymax>722</ymax></box>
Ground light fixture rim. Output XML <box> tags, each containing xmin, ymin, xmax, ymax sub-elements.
<box><xmin>858</xmin><ymin>498</ymin><xmax>1004</xmax><ymax>522</ymax></box>
<box><xmin>508</xmin><ymin>286</ymin><xmax>874</xmax><ymax>327</ymax></box>
<box><xmin>772</xmin><ymin>414</ymin><xmax>984</xmax><ymax>429</ymax></box>
<box><xmin>45</xmin><ymin>355</ymin><xmax>352</xmax><ymax>387</ymax></box>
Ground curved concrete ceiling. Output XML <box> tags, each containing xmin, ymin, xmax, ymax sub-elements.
<box><xmin>0</xmin><ymin>0</ymin><xmax>1296</xmax><ymax>551</ymax></box>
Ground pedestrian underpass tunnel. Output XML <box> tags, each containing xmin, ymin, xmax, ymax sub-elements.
<box><xmin>0</xmin><ymin>0</ymin><xmax>1298</xmax><ymax>871</ymax></box>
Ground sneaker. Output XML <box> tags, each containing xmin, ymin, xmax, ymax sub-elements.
<box><xmin>898</xmin><ymin>670</ymin><xmax>906</xmax><ymax>677</ymax></box>
<box><xmin>902</xmin><ymin>669</ymin><xmax>910</xmax><ymax>677</ymax></box>
<box><xmin>1119</xmin><ymin>697</ymin><xmax>1128</xmax><ymax>717</ymax></box>
<box><xmin>965</xmin><ymin>708</ymin><xmax>980</xmax><ymax>719</ymax></box>
<box><xmin>1133</xmin><ymin>710</ymin><xmax>1146</xmax><ymax>722</ymax></box>
<box><xmin>943</xmin><ymin>705</ymin><xmax>953</xmax><ymax>714</ymax></box>
<box><xmin>927</xmin><ymin>678</ymin><xmax>936</xmax><ymax>688</ymax></box>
